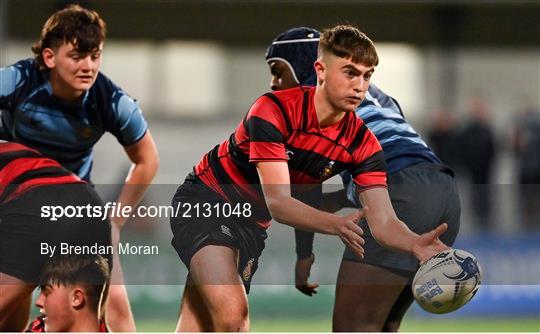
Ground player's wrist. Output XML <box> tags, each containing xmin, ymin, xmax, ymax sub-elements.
<box><xmin>296</xmin><ymin>252</ymin><xmax>314</xmax><ymax>260</ymax></box>
<box><xmin>411</xmin><ymin>236</ymin><xmax>427</xmax><ymax>262</ymax></box>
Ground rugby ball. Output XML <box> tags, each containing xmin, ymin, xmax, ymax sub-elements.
<box><xmin>412</xmin><ymin>249</ymin><xmax>482</xmax><ymax>314</ymax></box>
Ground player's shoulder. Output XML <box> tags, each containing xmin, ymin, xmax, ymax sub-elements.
<box><xmin>0</xmin><ymin>141</ymin><xmax>40</xmax><ymax>154</ymax></box>
<box><xmin>363</xmin><ymin>84</ymin><xmax>401</xmax><ymax>111</ymax></box>
<box><xmin>250</xmin><ymin>86</ymin><xmax>305</xmax><ymax>112</ymax></box>
<box><xmin>2</xmin><ymin>58</ymin><xmax>42</xmax><ymax>87</ymax></box>
<box><xmin>272</xmin><ymin>85</ymin><xmax>310</xmax><ymax>100</ymax></box>
<box><xmin>8</xmin><ymin>58</ymin><xmax>37</xmax><ymax>71</ymax></box>
<box><xmin>261</xmin><ymin>86</ymin><xmax>311</xmax><ymax>113</ymax></box>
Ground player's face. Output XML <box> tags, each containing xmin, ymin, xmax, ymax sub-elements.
<box><xmin>35</xmin><ymin>284</ymin><xmax>75</xmax><ymax>332</ymax></box>
<box><xmin>268</xmin><ymin>60</ymin><xmax>298</xmax><ymax>91</ymax></box>
<box><xmin>316</xmin><ymin>54</ymin><xmax>374</xmax><ymax>113</ymax></box>
<box><xmin>43</xmin><ymin>41</ymin><xmax>102</xmax><ymax>99</ymax></box>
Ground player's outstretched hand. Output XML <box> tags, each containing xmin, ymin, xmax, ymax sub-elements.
<box><xmin>295</xmin><ymin>253</ymin><xmax>319</xmax><ymax>296</ymax></box>
<box><xmin>335</xmin><ymin>208</ymin><xmax>367</xmax><ymax>259</ymax></box>
<box><xmin>412</xmin><ymin>223</ymin><xmax>450</xmax><ymax>263</ymax></box>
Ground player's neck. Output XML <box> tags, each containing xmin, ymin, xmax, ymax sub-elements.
<box><xmin>49</xmin><ymin>73</ymin><xmax>85</xmax><ymax>104</ymax></box>
<box><xmin>69</xmin><ymin>314</ymin><xmax>101</xmax><ymax>332</ymax></box>
<box><xmin>314</xmin><ymin>89</ymin><xmax>346</xmax><ymax>128</ymax></box>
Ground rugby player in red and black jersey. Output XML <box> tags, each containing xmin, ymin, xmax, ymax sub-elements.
<box><xmin>267</xmin><ymin>27</ymin><xmax>461</xmax><ymax>332</ymax></box>
<box><xmin>169</xmin><ymin>24</ymin><xmax>449</xmax><ymax>332</ymax></box>
<box><xmin>0</xmin><ymin>142</ymin><xmax>111</xmax><ymax>331</ymax></box>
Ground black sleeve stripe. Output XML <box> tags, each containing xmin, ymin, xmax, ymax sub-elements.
<box><xmin>347</xmin><ymin>123</ymin><xmax>368</xmax><ymax>154</ymax></box>
<box><xmin>263</xmin><ymin>93</ymin><xmax>293</xmax><ymax>134</ymax></box>
<box><xmin>247</xmin><ymin>116</ymin><xmax>285</xmax><ymax>143</ymax></box>
<box><xmin>0</xmin><ymin>150</ymin><xmax>42</xmax><ymax>170</ymax></box>
<box><xmin>353</xmin><ymin>151</ymin><xmax>387</xmax><ymax>175</ymax></box>
<box><xmin>242</xmin><ymin>97</ymin><xmax>261</xmax><ymax>135</ymax></box>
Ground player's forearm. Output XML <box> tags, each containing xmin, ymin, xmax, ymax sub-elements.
<box><xmin>113</xmin><ymin>160</ymin><xmax>159</xmax><ymax>227</ymax></box>
<box><xmin>369</xmin><ymin>216</ymin><xmax>419</xmax><ymax>254</ymax></box>
<box><xmin>358</xmin><ymin>187</ymin><xmax>420</xmax><ymax>255</ymax></box>
<box><xmin>266</xmin><ymin>195</ymin><xmax>338</xmax><ymax>235</ymax></box>
<box><xmin>295</xmin><ymin>228</ymin><xmax>315</xmax><ymax>259</ymax></box>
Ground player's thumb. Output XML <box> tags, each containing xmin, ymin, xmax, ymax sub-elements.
<box><xmin>433</xmin><ymin>222</ymin><xmax>448</xmax><ymax>238</ymax></box>
<box><xmin>352</xmin><ymin>207</ymin><xmax>368</xmax><ymax>222</ymax></box>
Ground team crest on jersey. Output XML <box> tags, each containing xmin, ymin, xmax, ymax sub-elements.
<box><xmin>243</xmin><ymin>258</ymin><xmax>255</xmax><ymax>281</ymax></box>
<box><xmin>285</xmin><ymin>149</ymin><xmax>295</xmax><ymax>160</ymax></box>
<box><xmin>319</xmin><ymin>161</ymin><xmax>336</xmax><ymax>180</ymax></box>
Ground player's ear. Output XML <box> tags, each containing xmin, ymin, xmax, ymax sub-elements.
<box><xmin>71</xmin><ymin>287</ymin><xmax>85</xmax><ymax>309</ymax></box>
<box><xmin>314</xmin><ymin>59</ymin><xmax>326</xmax><ymax>84</ymax></box>
<box><xmin>42</xmin><ymin>48</ymin><xmax>56</xmax><ymax>69</ymax></box>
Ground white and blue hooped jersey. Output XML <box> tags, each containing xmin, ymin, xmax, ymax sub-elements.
<box><xmin>343</xmin><ymin>84</ymin><xmax>444</xmax><ymax>204</ymax></box>
<box><xmin>0</xmin><ymin>59</ymin><xmax>147</xmax><ymax>181</ymax></box>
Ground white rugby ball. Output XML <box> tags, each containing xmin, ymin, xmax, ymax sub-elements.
<box><xmin>412</xmin><ymin>249</ymin><xmax>482</xmax><ymax>314</ymax></box>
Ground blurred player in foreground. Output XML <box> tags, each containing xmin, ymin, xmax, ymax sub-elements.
<box><xmin>170</xmin><ymin>24</ymin><xmax>449</xmax><ymax>332</ymax></box>
<box><xmin>265</xmin><ymin>27</ymin><xmax>461</xmax><ymax>331</ymax></box>
<box><xmin>0</xmin><ymin>5</ymin><xmax>159</xmax><ymax>330</ymax></box>
<box><xmin>0</xmin><ymin>141</ymin><xmax>111</xmax><ymax>331</ymax></box>
<box><xmin>27</xmin><ymin>255</ymin><xmax>111</xmax><ymax>332</ymax></box>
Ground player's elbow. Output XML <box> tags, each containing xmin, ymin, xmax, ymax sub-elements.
<box><xmin>265</xmin><ymin>196</ymin><xmax>289</xmax><ymax>222</ymax></box>
<box><xmin>149</xmin><ymin>154</ymin><xmax>160</xmax><ymax>175</ymax></box>
<box><xmin>137</xmin><ymin>154</ymin><xmax>160</xmax><ymax>182</ymax></box>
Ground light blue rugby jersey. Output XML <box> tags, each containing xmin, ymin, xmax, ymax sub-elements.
<box><xmin>0</xmin><ymin>58</ymin><xmax>147</xmax><ymax>181</ymax></box>
<box><xmin>343</xmin><ymin>84</ymin><xmax>444</xmax><ymax>204</ymax></box>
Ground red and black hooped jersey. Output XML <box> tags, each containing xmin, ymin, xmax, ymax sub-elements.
<box><xmin>0</xmin><ymin>141</ymin><xmax>84</xmax><ymax>205</ymax></box>
<box><xmin>195</xmin><ymin>86</ymin><xmax>387</xmax><ymax>228</ymax></box>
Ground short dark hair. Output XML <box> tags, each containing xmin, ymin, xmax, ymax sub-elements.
<box><xmin>31</xmin><ymin>4</ymin><xmax>106</xmax><ymax>69</ymax></box>
<box><xmin>318</xmin><ymin>25</ymin><xmax>378</xmax><ymax>67</ymax></box>
<box><xmin>40</xmin><ymin>255</ymin><xmax>111</xmax><ymax>316</ymax></box>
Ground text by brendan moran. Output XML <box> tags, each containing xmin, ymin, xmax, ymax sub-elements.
<box><xmin>40</xmin><ymin>242</ymin><xmax>159</xmax><ymax>257</ymax></box>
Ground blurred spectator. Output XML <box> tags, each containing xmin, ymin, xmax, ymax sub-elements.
<box><xmin>427</xmin><ymin>110</ymin><xmax>462</xmax><ymax>170</ymax></box>
<box><xmin>459</xmin><ymin>97</ymin><xmax>496</xmax><ymax>231</ymax></box>
<box><xmin>512</xmin><ymin>105</ymin><xmax>540</xmax><ymax>230</ymax></box>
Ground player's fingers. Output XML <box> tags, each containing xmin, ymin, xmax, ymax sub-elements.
<box><xmin>346</xmin><ymin>220</ymin><xmax>364</xmax><ymax>236</ymax></box>
<box><xmin>296</xmin><ymin>284</ymin><xmax>316</xmax><ymax>296</ymax></box>
<box><xmin>350</xmin><ymin>230</ymin><xmax>365</xmax><ymax>245</ymax></box>
<box><xmin>345</xmin><ymin>238</ymin><xmax>364</xmax><ymax>258</ymax></box>
<box><xmin>296</xmin><ymin>286</ymin><xmax>309</xmax><ymax>295</ymax></box>
<box><xmin>307</xmin><ymin>283</ymin><xmax>319</xmax><ymax>294</ymax></box>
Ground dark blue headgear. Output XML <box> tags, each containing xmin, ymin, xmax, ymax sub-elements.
<box><xmin>265</xmin><ymin>27</ymin><xmax>320</xmax><ymax>87</ymax></box>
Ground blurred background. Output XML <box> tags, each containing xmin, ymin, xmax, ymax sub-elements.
<box><xmin>1</xmin><ymin>0</ymin><xmax>539</xmax><ymax>331</ymax></box>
